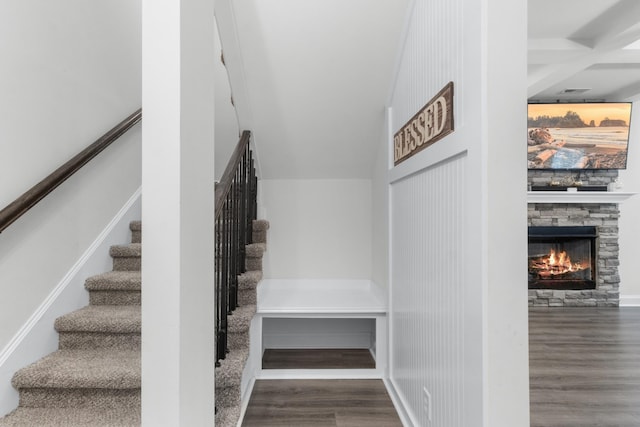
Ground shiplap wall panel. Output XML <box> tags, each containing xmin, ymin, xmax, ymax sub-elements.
<box><xmin>389</xmin><ymin>0</ymin><xmax>467</xmax><ymax>425</ymax></box>
<box><xmin>391</xmin><ymin>0</ymin><xmax>463</xmax><ymax>133</ymax></box>
<box><xmin>391</xmin><ymin>154</ymin><xmax>466</xmax><ymax>426</ymax></box>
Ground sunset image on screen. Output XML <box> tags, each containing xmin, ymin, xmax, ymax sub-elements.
<box><xmin>527</xmin><ymin>103</ymin><xmax>632</xmax><ymax>170</ymax></box>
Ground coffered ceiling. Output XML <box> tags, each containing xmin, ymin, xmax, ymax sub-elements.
<box><xmin>528</xmin><ymin>0</ymin><xmax>640</xmax><ymax>102</ymax></box>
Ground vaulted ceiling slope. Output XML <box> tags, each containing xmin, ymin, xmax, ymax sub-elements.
<box><xmin>216</xmin><ymin>0</ymin><xmax>410</xmax><ymax>179</ymax></box>
<box><xmin>528</xmin><ymin>0</ymin><xmax>640</xmax><ymax>102</ymax></box>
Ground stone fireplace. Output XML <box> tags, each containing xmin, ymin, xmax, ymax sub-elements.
<box><xmin>528</xmin><ymin>170</ymin><xmax>621</xmax><ymax>307</ymax></box>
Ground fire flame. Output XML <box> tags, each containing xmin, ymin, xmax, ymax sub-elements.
<box><xmin>540</xmin><ymin>249</ymin><xmax>582</xmax><ymax>275</ymax></box>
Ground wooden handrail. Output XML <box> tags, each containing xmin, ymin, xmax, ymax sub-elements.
<box><xmin>0</xmin><ymin>109</ymin><xmax>142</xmax><ymax>233</ymax></box>
<box><xmin>214</xmin><ymin>130</ymin><xmax>251</xmax><ymax>219</ymax></box>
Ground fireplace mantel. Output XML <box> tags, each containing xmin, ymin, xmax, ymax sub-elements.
<box><xmin>527</xmin><ymin>191</ymin><xmax>636</xmax><ymax>204</ymax></box>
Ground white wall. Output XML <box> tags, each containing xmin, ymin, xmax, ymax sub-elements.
<box><xmin>371</xmin><ymin>113</ymin><xmax>391</xmax><ymax>289</ymax></box>
<box><xmin>259</xmin><ymin>179</ymin><xmax>372</xmax><ymax>279</ymax></box>
<box><xmin>0</xmin><ymin>0</ymin><xmax>141</xmax><ymax>358</ymax></box>
<box><xmin>213</xmin><ymin>19</ymin><xmax>241</xmax><ymax>180</ymax></box>
<box><xmin>141</xmin><ymin>0</ymin><xmax>216</xmax><ymax>423</ymax></box>
<box><xmin>619</xmin><ymin>100</ymin><xmax>640</xmax><ymax>303</ymax></box>
<box><xmin>383</xmin><ymin>0</ymin><xmax>529</xmax><ymax>425</ymax></box>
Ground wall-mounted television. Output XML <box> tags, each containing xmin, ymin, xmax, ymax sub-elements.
<box><xmin>528</xmin><ymin>102</ymin><xmax>632</xmax><ymax>170</ymax></box>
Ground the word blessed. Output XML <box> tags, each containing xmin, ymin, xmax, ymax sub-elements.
<box><xmin>394</xmin><ymin>82</ymin><xmax>454</xmax><ymax>165</ymax></box>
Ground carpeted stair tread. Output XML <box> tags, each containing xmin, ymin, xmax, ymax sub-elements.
<box><xmin>85</xmin><ymin>271</ymin><xmax>141</xmax><ymax>291</ymax></box>
<box><xmin>12</xmin><ymin>350</ymin><xmax>140</xmax><ymax>390</ymax></box>
<box><xmin>228</xmin><ymin>304</ymin><xmax>256</xmax><ymax>333</ymax></box>
<box><xmin>109</xmin><ymin>243</ymin><xmax>141</xmax><ymax>258</ymax></box>
<box><xmin>129</xmin><ymin>221</ymin><xmax>141</xmax><ymax>232</ymax></box>
<box><xmin>0</xmin><ymin>406</ymin><xmax>140</xmax><ymax>427</ymax></box>
<box><xmin>245</xmin><ymin>243</ymin><xmax>266</xmax><ymax>258</ymax></box>
<box><xmin>215</xmin><ymin>348</ymin><xmax>249</xmax><ymax>390</ymax></box>
<box><xmin>238</xmin><ymin>270</ymin><xmax>262</xmax><ymax>289</ymax></box>
<box><xmin>55</xmin><ymin>306</ymin><xmax>140</xmax><ymax>333</ymax></box>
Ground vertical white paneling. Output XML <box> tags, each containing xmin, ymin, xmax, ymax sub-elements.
<box><xmin>391</xmin><ymin>154</ymin><xmax>466</xmax><ymax>426</ymax></box>
<box><xmin>391</xmin><ymin>0</ymin><xmax>463</xmax><ymax>130</ymax></box>
<box><xmin>388</xmin><ymin>0</ymin><xmax>473</xmax><ymax>424</ymax></box>
<box><xmin>386</xmin><ymin>0</ymin><xmax>529</xmax><ymax>425</ymax></box>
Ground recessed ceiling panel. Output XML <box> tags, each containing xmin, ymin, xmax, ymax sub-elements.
<box><xmin>528</xmin><ymin>0</ymin><xmax>618</xmax><ymax>39</ymax></box>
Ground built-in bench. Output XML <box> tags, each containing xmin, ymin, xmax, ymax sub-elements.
<box><xmin>251</xmin><ymin>279</ymin><xmax>387</xmax><ymax>379</ymax></box>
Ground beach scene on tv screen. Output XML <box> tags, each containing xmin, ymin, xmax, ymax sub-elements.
<box><xmin>527</xmin><ymin>103</ymin><xmax>631</xmax><ymax>169</ymax></box>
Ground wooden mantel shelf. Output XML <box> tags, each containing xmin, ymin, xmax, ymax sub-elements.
<box><xmin>527</xmin><ymin>191</ymin><xmax>636</xmax><ymax>204</ymax></box>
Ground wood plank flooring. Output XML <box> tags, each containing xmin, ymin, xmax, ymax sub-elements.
<box><xmin>262</xmin><ymin>349</ymin><xmax>375</xmax><ymax>370</ymax></box>
<box><xmin>529</xmin><ymin>307</ymin><xmax>640</xmax><ymax>427</ymax></box>
<box><xmin>242</xmin><ymin>379</ymin><xmax>403</xmax><ymax>427</ymax></box>
<box><xmin>244</xmin><ymin>308</ymin><xmax>640</xmax><ymax>426</ymax></box>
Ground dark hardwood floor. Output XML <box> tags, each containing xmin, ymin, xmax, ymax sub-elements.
<box><xmin>242</xmin><ymin>379</ymin><xmax>403</xmax><ymax>427</ymax></box>
<box><xmin>529</xmin><ymin>307</ymin><xmax>640</xmax><ymax>427</ymax></box>
<box><xmin>262</xmin><ymin>349</ymin><xmax>376</xmax><ymax>370</ymax></box>
<box><xmin>244</xmin><ymin>309</ymin><xmax>640</xmax><ymax>426</ymax></box>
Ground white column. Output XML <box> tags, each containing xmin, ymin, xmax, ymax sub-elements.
<box><xmin>141</xmin><ymin>0</ymin><xmax>216</xmax><ymax>424</ymax></box>
<box><xmin>483</xmin><ymin>0</ymin><xmax>529</xmax><ymax>425</ymax></box>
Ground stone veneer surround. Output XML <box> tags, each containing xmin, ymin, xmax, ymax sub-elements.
<box><xmin>528</xmin><ymin>170</ymin><xmax>620</xmax><ymax>307</ymax></box>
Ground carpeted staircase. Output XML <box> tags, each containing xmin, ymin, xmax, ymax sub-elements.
<box><xmin>215</xmin><ymin>219</ymin><xmax>269</xmax><ymax>427</ymax></box>
<box><xmin>0</xmin><ymin>221</ymin><xmax>142</xmax><ymax>426</ymax></box>
<box><xmin>0</xmin><ymin>219</ymin><xmax>268</xmax><ymax>427</ymax></box>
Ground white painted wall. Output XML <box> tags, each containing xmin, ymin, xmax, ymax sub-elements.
<box><xmin>384</xmin><ymin>0</ymin><xmax>529</xmax><ymax>426</ymax></box>
<box><xmin>141</xmin><ymin>0</ymin><xmax>215</xmax><ymax>424</ymax></box>
<box><xmin>263</xmin><ymin>318</ymin><xmax>375</xmax><ymax>350</ymax></box>
<box><xmin>619</xmin><ymin>100</ymin><xmax>640</xmax><ymax>304</ymax></box>
<box><xmin>259</xmin><ymin>179</ymin><xmax>372</xmax><ymax>279</ymax></box>
<box><xmin>371</xmin><ymin>113</ymin><xmax>391</xmax><ymax>290</ymax></box>
<box><xmin>214</xmin><ymin>19</ymin><xmax>241</xmax><ymax>180</ymax></box>
<box><xmin>0</xmin><ymin>0</ymin><xmax>141</xmax><ymax>379</ymax></box>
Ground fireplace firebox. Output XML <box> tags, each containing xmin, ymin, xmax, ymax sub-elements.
<box><xmin>528</xmin><ymin>226</ymin><xmax>598</xmax><ymax>290</ymax></box>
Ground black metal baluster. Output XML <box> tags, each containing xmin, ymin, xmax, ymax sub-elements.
<box><xmin>214</xmin><ymin>131</ymin><xmax>257</xmax><ymax>367</ymax></box>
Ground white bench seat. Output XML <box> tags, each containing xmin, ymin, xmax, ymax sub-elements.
<box><xmin>257</xmin><ymin>279</ymin><xmax>386</xmax><ymax>315</ymax></box>
<box><xmin>252</xmin><ymin>279</ymin><xmax>388</xmax><ymax>380</ymax></box>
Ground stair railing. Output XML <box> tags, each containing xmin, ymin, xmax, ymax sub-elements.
<box><xmin>214</xmin><ymin>130</ymin><xmax>257</xmax><ymax>365</ymax></box>
<box><xmin>0</xmin><ymin>109</ymin><xmax>142</xmax><ymax>234</ymax></box>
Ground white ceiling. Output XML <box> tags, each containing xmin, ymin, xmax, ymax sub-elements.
<box><xmin>528</xmin><ymin>0</ymin><xmax>640</xmax><ymax>102</ymax></box>
<box><xmin>217</xmin><ymin>0</ymin><xmax>410</xmax><ymax>179</ymax></box>
<box><xmin>215</xmin><ymin>0</ymin><xmax>640</xmax><ymax>180</ymax></box>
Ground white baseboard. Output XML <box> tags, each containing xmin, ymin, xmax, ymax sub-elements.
<box><xmin>0</xmin><ymin>189</ymin><xmax>141</xmax><ymax>415</ymax></box>
<box><xmin>236</xmin><ymin>376</ymin><xmax>255</xmax><ymax>427</ymax></box>
<box><xmin>620</xmin><ymin>295</ymin><xmax>640</xmax><ymax>307</ymax></box>
<box><xmin>384</xmin><ymin>377</ymin><xmax>418</xmax><ymax>427</ymax></box>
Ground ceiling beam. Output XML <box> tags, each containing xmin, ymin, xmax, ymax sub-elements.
<box><xmin>528</xmin><ymin>24</ymin><xmax>640</xmax><ymax>98</ymax></box>
<box><xmin>568</xmin><ymin>0</ymin><xmax>640</xmax><ymax>48</ymax></box>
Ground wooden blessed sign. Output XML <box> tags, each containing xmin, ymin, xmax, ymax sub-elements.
<box><xmin>393</xmin><ymin>82</ymin><xmax>454</xmax><ymax>165</ymax></box>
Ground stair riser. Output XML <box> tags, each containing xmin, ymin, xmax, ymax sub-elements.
<box><xmin>237</xmin><ymin>280</ymin><xmax>258</xmax><ymax>291</ymax></box>
<box><xmin>113</xmin><ymin>257</ymin><xmax>141</xmax><ymax>271</ymax></box>
<box><xmin>227</xmin><ymin>331</ymin><xmax>249</xmax><ymax>352</ymax></box>
<box><xmin>237</xmin><ymin>289</ymin><xmax>256</xmax><ymax>306</ymax></box>
<box><xmin>252</xmin><ymin>230</ymin><xmax>267</xmax><ymax>244</ymax></box>
<box><xmin>214</xmin><ymin>385</ymin><xmax>241</xmax><ymax>409</ymax></box>
<box><xmin>89</xmin><ymin>291</ymin><xmax>141</xmax><ymax>306</ymax></box>
<box><xmin>245</xmin><ymin>257</ymin><xmax>262</xmax><ymax>271</ymax></box>
<box><xmin>19</xmin><ymin>388</ymin><xmax>140</xmax><ymax>409</ymax></box>
<box><xmin>131</xmin><ymin>230</ymin><xmax>141</xmax><ymax>244</ymax></box>
<box><xmin>58</xmin><ymin>333</ymin><xmax>141</xmax><ymax>351</ymax></box>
